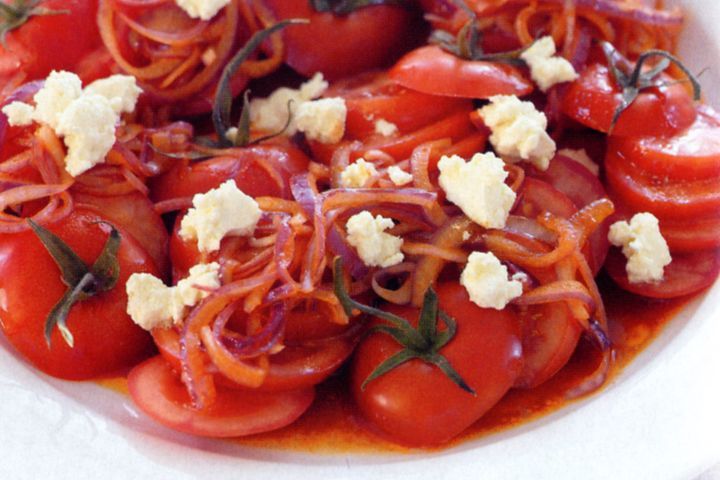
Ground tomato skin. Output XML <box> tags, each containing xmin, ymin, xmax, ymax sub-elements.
<box><xmin>150</xmin><ymin>144</ymin><xmax>310</xmax><ymax>203</ymax></box>
<box><xmin>325</xmin><ymin>71</ymin><xmax>472</xmax><ymax>139</ymax></box>
<box><xmin>561</xmin><ymin>63</ymin><xmax>697</xmax><ymax>137</ymax></box>
<box><xmin>73</xmin><ymin>192</ymin><xmax>170</xmax><ymax>277</ymax></box>
<box><xmin>351</xmin><ymin>282</ymin><xmax>523</xmax><ymax>446</ymax></box>
<box><xmin>390</xmin><ymin>45</ymin><xmax>533</xmax><ymax>99</ymax></box>
<box><xmin>0</xmin><ymin>208</ymin><xmax>157</xmax><ymax>379</ymax></box>
<box><xmin>0</xmin><ymin>0</ymin><xmax>101</xmax><ymax>82</ymax></box>
<box><xmin>260</xmin><ymin>1</ymin><xmax>422</xmax><ymax>80</ymax></box>
<box><xmin>128</xmin><ymin>356</ymin><xmax>315</xmax><ymax>438</ymax></box>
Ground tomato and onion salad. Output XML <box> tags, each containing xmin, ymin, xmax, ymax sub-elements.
<box><xmin>0</xmin><ymin>0</ymin><xmax>717</xmax><ymax>449</ymax></box>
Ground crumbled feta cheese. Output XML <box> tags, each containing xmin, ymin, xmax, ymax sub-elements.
<box><xmin>462</xmin><ymin>231</ymin><xmax>471</xmax><ymax>242</ymax></box>
<box><xmin>460</xmin><ymin>251</ymin><xmax>523</xmax><ymax>310</ymax></box>
<box><xmin>125</xmin><ymin>273</ymin><xmax>184</xmax><ymax>331</ymax></box>
<box><xmin>340</xmin><ymin>158</ymin><xmax>378</xmax><ymax>188</ymax></box>
<box><xmin>55</xmin><ymin>94</ymin><xmax>118</xmax><ymax>177</ymax></box>
<box><xmin>1</xmin><ymin>101</ymin><xmax>34</xmax><ymax>127</ymax></box>
<box><xmin>175</xmin><ymin>0</ymin><xmax>230</xmax><ymax>20</ymax></box>
<box><xmin>126</xmin><ymin>263</ymin><xmax>221</xmax><ymax>331</ymax></box>
<box><xmin>375</xmin><ymin>118</ymin><xmax>398</xmax><ymax>137</ymax></box>
<box><xmin>295</xmin><ymin>97</ymin><xmax>347</xmax><ymax>144</ymax></box>
<box><xmin>608</xmin><ymin>213</ymin><xmax>672</xmax><ymax>284</ymax></box>
<box><xmin>437</xmin><ymin>153</ymin><xmax>516</xmax><ymax>229</ymax></box>
<box><xmin>180</xmin><ymin>180</ymin><xmax>262</xmax><ymax>253</ymax></box>
<box><xmin>249</xmin><ymin>73</ymin><xmax>328</xmax><ymax>134</ymax></box>
<box><xmin>84</xmin><ymin>75</ymin><xmax>142</xmax><ymax>115</ymax></box>
<box><xmin>387</xmin><ymin>166</ymin><xmax>413</xmax><ymax>186</ymax></box>
<box><xmin>176</xmin><ymin>262</ymin><xmax>221</xmax><ymax>307</ymax></box>
<box><xmin>32</xmin><ymin>70</ymin><xmax>83</xmax><ymax>130</ymax></box>
<box><xmin>2</xmin><ymin>71</ymin><xmax>142</xmax><ymax>177</ymax></box>
<box><xmin>558</xmin><ymin>148</ymin><xmax>599</xmax><ymax>176</ymax></box>
<box><xmin>520</xmin><ymin>36</ymin><xmax>579</xmax><ymax>92</ymax></box>
<box><xmin>346</xmin><ymin>211</ymin><xmax>404</xmax><ymax>268</ymax></box>
<box><xmin>478</xmin><ymin>95</ymin><xmax>556</xmax><ymax>171</ymax></box>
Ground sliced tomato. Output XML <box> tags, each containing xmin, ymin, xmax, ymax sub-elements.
<box><xmin>604</xmin><ymin>247</ymin><xmax>720</xmax><ymax>299</ymax></box>
<box><xmin>325</xmin><ymin>71</ymin><xmax>472</xmax><ymax>139</ymax></box>
<box><xmin>390</xmin><ymin>45</ymin><xmax>533</xmax><ymax>99</ymax></box>
<box><xmin>607</xmin><ymin>105</ymin><xmax>720</xmax><ymax>181</ymax></box>
<box><xmin>515</xmin><ymin>303</ymin><xmax>583</xmax><ymax>388</ymax></box>
<box><xmin>605</xmin><ymin>146</ymin><xmax>720</xmax><ymax>220</ymax></box>
<box><xmin>659</xmin><ymin>216</ymin><xmax>720</xmax><ymax>252</ymax></box>
<box><xmin>514</xmin><ymin>177</ymin><xmax>578</xmax><ymax>219</ymax></box>
<box><xmin>562</xmin><ymin>63</ymin><xmax>697</xmax><ymax>137</ymax></box>
<box><xmin>152</xmin><ymin>327</ymin><xmax>354</xmax><ymax>393</ymax></box>
<box><xmin>128</xmin><ymin>356</ymin><xmax>315</xmax><ymax>438</ymax></box>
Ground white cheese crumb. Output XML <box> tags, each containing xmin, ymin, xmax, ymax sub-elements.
<box><xmin>295</xmin><ymin>97</ymin><xmax>347</xmax><ymax>144</ymax></box>
<box><xmin>55</xmin><ymin>94</ymin><xmax>118</xmax><ymax>177</ymax></box>
<box><xmin>460</xmin><ymin>251</ymin><xmax>523</xmax><ymax>310</ymax></box>
<box><xmin>1</xmin><ymin>101</ymin><xmax>34</xmax><ymax>127</ymax></box>
<box><xmin>387</xmin><ymin>166</ymin><xmax>413</xmax><ymax>186</ymax></box>
<box><xmin>126</xmin><ymin>274</ymin><xmax>184</xmax><ymax>331</ymax></box>
<box><xmin>176</xmin><ymin>262</ymin><xmax>222</xmax><ymax>307</ymax></box>
<box><xmin>608</xmin><ymin>213</ymin><xmax>672</xmax><ymax>284</ymax></box>
<box><xmin>478</xmin><ymin>95</ymin><xmax>556</xmax><ymax>171</ymax></box>
<box><xmin>249</xmin><ymin>73</ymin><xmax>328</xmax><ymax>135</ymax></box>
<box><xmin>84</xmin><ymin>75</ymin><xmax>143</xmax><ymax>115</ymax></box>
<box><xmin>179</xmin><ymin>180</ymin><xmax>262</xmax><ymax>253</ymax></box>
<box><xmin>2</xmin><ymin>71</ymin><xmax>142</xmax><ymax>177</ymax></box>
<box><xmin>375</xmin><ymin>118</ymin><xmax>398</xmax><ymax>137</ymax></box>
<box><xmin>340</xmin><ymin>158</ymin><xmax>378</xmax><ymax>188</ymax></box>
<box><xmin>520</xmin><ymin>36</ymin><xmax>579</xmax><ymax>92</ymax></box>
<box><xmin>175</xmin><ymin>0</ymin><xmax>230</xmax><ymax>20</ymax></box>
<box><xmin>126</xmin><ymin>263</ymin><xmax>221</xmax><ymax>331</ymax></box>
<box><xmin>437</xmin><ymin>152</ymin><xmax>516</xmax><ymax>229</ymax></box>
<box><xmin>462</xmin><ymin>231</ymin><xmax>471</xmax><ymax>242</ymax></box>
<box><xmin>346</xmin><ymin>211</ymin><xmax>404</xmax><ymax>268</ymax></box>
<box><xmin>32</xmin><ymin>70</ymin><xmax>83</xmax><ymax>130</ymax></box>
<box><xmin>558</xmin><ymin>148</ymin><xmax>599</xmax><ymax>176</ymax></box>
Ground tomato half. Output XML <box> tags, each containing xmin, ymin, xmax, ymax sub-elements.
<box><xmin>561</xmin><ymin>63</ymin><xmax>697</xmax><ymax>137</ymax></box>
<box><xmin>390</xmin><ymin>45</ymin><xmax>533</xmax><ymax>99</ymax></box>
<box><xmin>0</xmin><ymin>208</ymin><xmax>157</xmax><ymax>379</ymax></box>
<box><xmin>260</xmin><ymin>0</ymin><xmax>423</xmax><ymax>80</ymax></box>
<box><xmin>351</xmin><ymin>282</ymin><xmax>523</xmax><ymax>446</ymax></box>
<box><xmin>128</xmin><ymin>356</ymin><xmax>315</xmax><ymax>438</ymax></box>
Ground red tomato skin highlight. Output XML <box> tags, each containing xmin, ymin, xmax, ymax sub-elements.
<box><xmin>351</xmin><ymin>283</ymin><xmax>523</xmax><ymax>446</ymax></box>
<box><xmin>0</xmin><ymin>208</ymin><xmax>157</xmax><ymax>379</ymax></box>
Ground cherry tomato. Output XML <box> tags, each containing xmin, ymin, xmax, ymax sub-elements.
<box><xmin>128</xmin><ymin>356</ymin><xmax>315</xmax><ymax>438</ymax></box>
<box><xmin>351</xmin><ymin>282</ymin><xmax>523</xmax><ymax>446</ymax></box>
<box><xmin>561</xmin><ymin>63</ymin><xmax>697</xmax><ymax>137</ymax></box>
<box><xmin>150</xmin><ymin>144</ymin><xmax>310</xmax><ymax>203</ymax></box>
<box><xmin>0</xmin><ymin>0</ymin><xmax>101</xmax><ymax>83</ymax></box>
<box><xmin>325</xmin><ymin>71</ymin><xmax>472</xmax><ymax>139</ymax></box>
<box><xmin>604</xmin><ymin>247</ymin><xmax>720</xmax><ymax>299</ymax></box>
<box><xmin>73</xmin><ymin>191</ymin><xmax>170</xmax><ymax>277</ymax></box>
<box><xmin>260</xmin><ymin>0</ymin><xmax>423</xmax><ymax>80</ymax></box>
<box><xmin>0</xmin><ymin>208</ymin><xmax>157</xmax><ymax>379</ymax></box>
<box><xmin>389</xmin><ymin>45</ymin><xmax>533</xmax><ymax>99</ymax></box>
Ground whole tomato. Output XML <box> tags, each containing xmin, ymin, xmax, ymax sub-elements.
<box><xmin>0</xmin><ymin>208</ymin><xmax>157</xmax><ymax>379</ymax></box>
<box><xmin>350</xmin><ymin>281</ymin><xmax>523</xmax><ymax>446</ymax></box>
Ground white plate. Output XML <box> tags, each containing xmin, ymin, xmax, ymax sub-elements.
<box><xmin>2</xmin><ymin>2</ymin><xmax>720</xmax><ymax>479</ymax></box>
